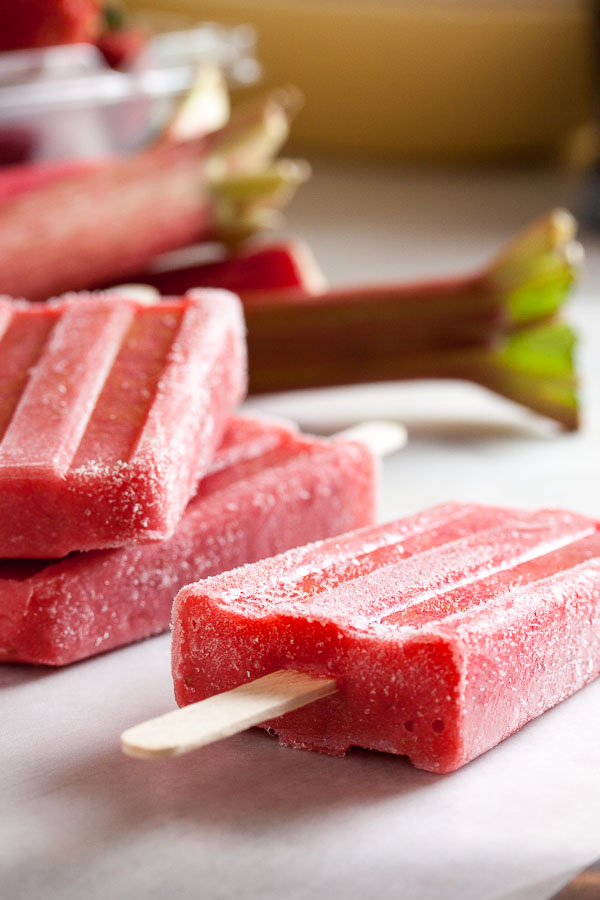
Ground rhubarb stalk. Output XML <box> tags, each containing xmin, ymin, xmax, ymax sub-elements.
<box><xmin>242</xmin><ymin>210</ymin><xmax>581</xmax><ymax>430</ymax></box>
<box><xmin>125</xmin><ymin>240</ymin><xmax>327</xmax><ymax>296</ymax></box>
<box><xmin>0</xmin><ymin>86</ymin><xmax>307</xmax><ymax>301</ymax></box>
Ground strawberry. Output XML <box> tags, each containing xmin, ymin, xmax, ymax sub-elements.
<box><xmin>97</xmin><ymin>24</ymin><xmax>144</xmax><ymax>68</ymax></box>
<box><xmin>0</xmin><ymin>0</ymin><xmax>102</xmax><ymax>52</ymax></box>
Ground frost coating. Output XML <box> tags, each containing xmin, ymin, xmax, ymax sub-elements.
<box><xmin>0</xmin><ymin>290</ymin><xmax>246</xmax><ymax>557</ymax></box>
<box><xmin>172</xmin><ymin>503</ymin><xmax>600</xmax><ymax>773</ymax></box>
<box><xmin>0</xmin><ymin>416</ymin><xmax>377</xmax><ymax>665</ymax></box>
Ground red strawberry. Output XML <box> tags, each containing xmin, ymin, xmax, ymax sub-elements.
<box><xmin>97</xmin><ymin>24</ymin><xmax>145</xmax><ymax>69</ymax></box>
<box><xmin>0</xmin><ymin>0</ymin><xmax>102</xmax><ymax>52</ymax></box>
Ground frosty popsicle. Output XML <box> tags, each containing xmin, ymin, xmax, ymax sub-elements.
<box><xmin>0</xmin><ymin>416</ymin><xmax>378</xmax><ymax>665</ymax></box>
<box><xmin>0</xmin><ymin>289</ymin><xmax>246</xmax><ymax>557</ymax></box>
<box><xmin>124</xmin><ymin>503</ymin><xmax>600</xmax><ymax>773</ymax></box>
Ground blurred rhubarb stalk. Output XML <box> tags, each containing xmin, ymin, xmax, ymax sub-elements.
<box><xmin>242</xmin><ymin>210</ymin><xmax>582</xmax><ymax>430</ymax></box>
<box><xmin>129</xmin><ymin>240</ymin><xmax>327</xmax><ymax>296</ymax></box>
<box><xmin>0</xmin><ymin>76</ymin><xmax>308</xmax><ymax>301</ymax></box>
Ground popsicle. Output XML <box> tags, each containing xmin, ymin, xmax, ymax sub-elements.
<box><xmin>124</xmin><ymin>503</ymin><xmax>600</xmax><ymax>773</ymax></box>
<box><xmin>0</xmin><ymin>289</ymin><xmax>246</xmax><ymax>558</ymax></box>
<box><xmin>0</xmin><ymin>415</ymin><xmax>379</xmax><ymax>665</ymax></box>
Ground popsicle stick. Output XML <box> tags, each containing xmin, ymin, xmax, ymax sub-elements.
<box><xmin>111</xmin><ymin>284</ymin><xmax>161</xmax><ymax>304</ymax></box>
<box><xmin>334</xmin><ymin>420</ymin><xmax>407</xmax><ymax>457</ymax></box>
<box><xmin>121</xmin><ymin>669</ymin><xmax>338</xmax><ymax>760</ymax></box>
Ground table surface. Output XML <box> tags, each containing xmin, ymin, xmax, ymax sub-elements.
<box><xmin>3</xmin><ymin>161</ymin><xmax>600</xmax><ymax>900</ymax></box>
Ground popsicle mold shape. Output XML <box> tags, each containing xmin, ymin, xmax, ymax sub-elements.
<box><xmin>172</xmin><ymin>502</ymin><xmax>600</xmax><ymax>773</ymax></box>
<box><xmin>0</xmin><ymin>289</ymin><xmax>246</xmax><ymax>557</ymax></box>
<box><xmin>0</xmin><ymin>415</ymin><xmax>377</xmax><ymax>665</ymax></box>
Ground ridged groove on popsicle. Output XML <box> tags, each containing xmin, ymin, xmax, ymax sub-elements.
<box><xmin>171</xmin><ymin>505</ymin><xmax>600</xmax><ymax>772</ymax></box>
<box><xmin>130</xmin><ymin>291</ymin><xmax>246</xmax><ymax>467</ymax></box>
<box><xmin>0</xmin><ymin>301</ymin><xmax>135</xmax><ymax>476</ymax></box>
<box><xmin>0</xmin><ymin>290</ymin><xmax>249</xmax><ymax>557</ymax></box>
<box><xmin>189</xmin><ymin>507</ymin><xmax>596</xmax><ymax>628</ymax></box>
<box><xmin>174</xmin><ymin>503</ymin><xmax>485</xmax><ymax>615</ymax></box>
<box><xmin>345</xmin><ymin>512</ymin><xmax>594</xmax><ymax>625</ymax></box>
<box><xmin>0</xmin><ymin>292</ymin><xmax>245</xmax><ymax>485</ymax></box>
<box><xmin>0</xmin><ymin>304</ymin><xmax>57</xmax><ymax>441</ymax></box>
<box><xmin>407</xmin><ymin>531</ymin><xmax>600</xmax><ymax>630</ymax></box>
<box><xmin>211</xmin><ymin>505</ymin><xmax>511</xmax><ymax>602</ymax></box>
<box><xmin>70</xmin><ymin>303</ymin><xmax>186</xmax><ymax>468</ymax></box>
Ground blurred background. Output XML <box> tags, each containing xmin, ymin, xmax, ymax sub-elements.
<box><xmin>0</xmin><ymin>0</ymin><xmax>597</xmax><ymax>442</ymax></box>
<box><xmin>135</xmin><ymin>0</ymin><xmax>599</xmax><ymax>166</ymax></box>
<box><xmin>2</xmin><ymin>0</ymin><xmax>597</xmax><ymax>165</ymax></box>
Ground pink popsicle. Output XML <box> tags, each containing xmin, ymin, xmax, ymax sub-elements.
<box><xmin>0</xmin><ymin>416</ymin><xmax>377</xmax><ymax>665</ymax></box>
<box><xmin>0</xmin><ymin>290</ymin><xmax>246</xmax><ymax>557</ymax></box>
<box><xmin>172</xmin><ymin>504</ymin><xmax>600</xmax><ymax>773</ymax></box>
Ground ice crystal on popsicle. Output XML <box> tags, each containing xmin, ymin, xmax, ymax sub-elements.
<box><xmin>172</xmin><ymin>502</ymin><xmax>600</xmax><ymax>773</ymax></box>
<box><xmin>0</xmin><ymin>416</ymin><xmax>377</xmax><ymax>664</ymax></box>
<box><xmin>0</xmin><ymin>289</ymin><xmax>246</xmax><ymax>557</ymax></box>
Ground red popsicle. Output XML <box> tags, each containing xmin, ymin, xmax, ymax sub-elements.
<box><xmin>166</xmin><ymin>503</ymin><xmax>600</xmax><ymax>773</ymax></box>
<box><xmin>0</xmin><ymin>416</ymin><xmax>377</xmax><ymax>665</ymax></box>
<box><xmin>0</xmin><ymin>290</ymin><xmax>246</xmax><ymax>557</ymax></box>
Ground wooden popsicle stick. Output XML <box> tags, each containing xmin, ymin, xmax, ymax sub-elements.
<box><xmin>110</xmin><ymin>284</ymin><xmax>161</xmax><ymax>304</ymax></box>
<box><xmin>121</xmin><ymin>669</ymin><xmax>338</xmax><ymax>760</ymax></box>
<box><xmin>333</xmin><ymin>420</ymin><xmax>407</xmax><ymax>457</ymax></box>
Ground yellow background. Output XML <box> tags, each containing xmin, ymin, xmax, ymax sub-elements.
<box><xmin>132</xmin><ymin>0</ymin><xmax>596</xmax><ymax>162</ymax></box>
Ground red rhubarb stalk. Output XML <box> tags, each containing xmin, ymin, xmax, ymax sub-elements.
<box><xmin>0</xmin><ymin>86</ymin><xmax>307</xmax><ymax>300</ymax></box>
<box><xmin>0</xmin><ymin>159</ymin><xmax>105</xmax><ymax>202</ymax></box>
<box><xmin>124</xmin><ymin>240</ymin><xmax>327</xmax><ymax>296</ymax></box>
<box><xmin>242</xmin><ymin>210</ymin><xmax>581</xmax><ymax>430</ymax></box>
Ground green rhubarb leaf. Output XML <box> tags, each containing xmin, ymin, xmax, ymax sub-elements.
<box><xmin>207</xmin><ymin>86</ymin><xmax>303</xmax><ymax>179</ymax></box>
<box><xmin>478</xmin><ymin>322</ymin><xmax>579</xmax><ymax>429</ymax></box>
<box><xmin>499</xmin><ymin>321</ymin><xmax>577</xmax><ymax>378</ymax></box>
<box><xmin>211</xmin><ymin>160</ymin><xmax>310</xmax><ymax>242</ymax></box>
<box><xmin>161</xmin><ymin>67</ymin><xmax>230</xmax><ymax>144</ymax></box>
<box><xmin>507</xmin><ymin>255</ymin><xmax>576</xmax><ymax>325</ymax></box>
<box><xmin>488</xmin><ymin>209</ymin><xmax>577</xmax><ymax>287</ymax></box>
<box><xmin>486</xmin><ymin>209</ymin><xmax>583</xmax><ymax>327</ymax></box>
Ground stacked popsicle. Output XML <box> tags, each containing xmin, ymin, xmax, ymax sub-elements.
<box><xmin>0</xmin><ymin>288</ymin><xmax>379</xmax><ymax>665</ymax></box>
